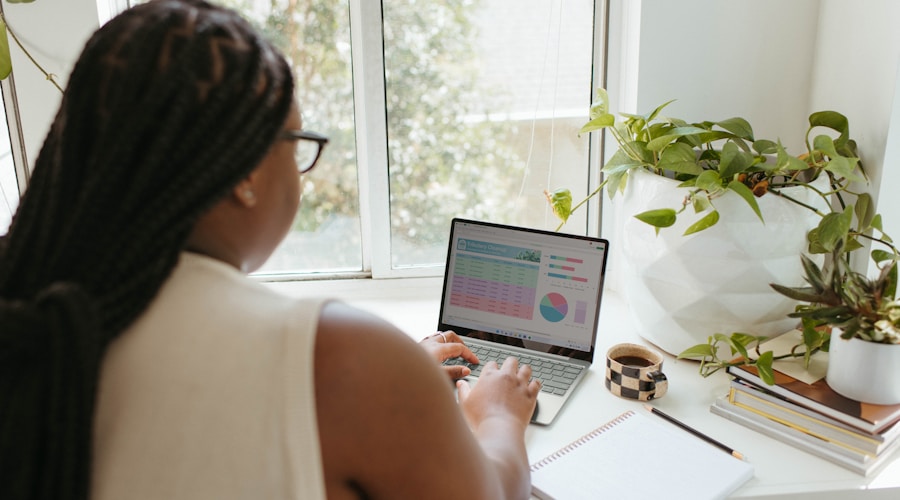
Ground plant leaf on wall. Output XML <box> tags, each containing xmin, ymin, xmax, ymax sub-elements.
<box><xmin>0</xmin><ymin>18</ymin><xmax>11</xmax><ymax>79</ymax></box>
<box><xmin>0</xmin><ymin>0</ymin><xmax>39</xmax><ymax>81</ymax></box>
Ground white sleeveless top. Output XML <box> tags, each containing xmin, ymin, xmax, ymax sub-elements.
<box><xmin>92</xmin><ymin>252</ymin><xmax>327</xmax><ymax>499</ymax></box>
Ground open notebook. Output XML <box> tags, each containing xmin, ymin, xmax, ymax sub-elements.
<box><xmin>530</xmin><ymin>409</ymin><xmax>754</xmax><ymax>499</ymax></box>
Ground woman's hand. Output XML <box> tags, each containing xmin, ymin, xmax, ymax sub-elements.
<box><xmin>419</xmin><ymin>330</ymin><xmax>479</xmax><ymax>380</ymax></box>
<box><xmin>456</xmin><ymin>357</ymin><xmax>541</xmax><ymax>432</ymax></box>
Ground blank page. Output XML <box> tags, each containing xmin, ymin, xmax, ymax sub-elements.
<box><xmin>530</xmin><ymin>410</ymin><xmax>754</xmax><ymax>500</ymax></box>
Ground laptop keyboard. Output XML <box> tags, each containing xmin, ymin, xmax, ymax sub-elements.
<box><xmin>443</xmin><ymin>342</ymin><xmax>583</xmax><ymax>395</ymax></box>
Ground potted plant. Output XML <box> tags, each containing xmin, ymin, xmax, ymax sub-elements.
<box><xmin>679</xmin><ymin>238</ymin><xmax>900</xmax><ymax>405</ymax></box>
<box><xmin>547</xmin><ymin>88</ymin><xmax>869</xmax><ymax>354</ymax></box>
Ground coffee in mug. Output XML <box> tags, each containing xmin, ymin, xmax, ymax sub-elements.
<box><xmin>605</xmin><ymin>343</ymin><xmax>668</xmax><ymax>401</ymax></box>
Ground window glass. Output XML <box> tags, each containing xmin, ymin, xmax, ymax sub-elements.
<box><xmin>383</xmin><ymin>0</ymin><xmax>596</xmax><ymax>268</ymax></box>
<box><xmin>221</xmin><ymin>0</ymin><xmax>363</xmax><ymax>276</ymax></box>
<box><xmin>0</xmin><ymin>93</ymin><xmax>18</xmax><ymax>236</ymax></box>
<box><xmin>93</xmin><ymin>0</ymin><xmax>600</xmax><ymax>277</ymax></box>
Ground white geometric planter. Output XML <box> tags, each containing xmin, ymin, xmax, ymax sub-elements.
<box><xmin>618</xmin><ymin>169</ymin><xmax>829</xmax><ymax>355</ymax></box>
<box><xmin>827</xmin><ymin>332</ymin><xmax>900</xmax><ymax>405</ymax></box>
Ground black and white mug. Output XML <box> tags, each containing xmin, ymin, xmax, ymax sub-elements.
<box><xmin>605</xmin><ymin>343</ymin><xmax>668</xmax><ymax>401</ymax></box>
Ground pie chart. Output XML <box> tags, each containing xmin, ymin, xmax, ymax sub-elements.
<box><xmin>539</xmin><ymin>292</ymin><xmax>568</xmax><ymax>322</ymax></box>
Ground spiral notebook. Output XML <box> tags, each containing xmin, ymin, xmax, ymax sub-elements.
<box><xmin>530</xmin><ymin>410</ymin><xmax>754</xmax><ymax>500</ymax></box>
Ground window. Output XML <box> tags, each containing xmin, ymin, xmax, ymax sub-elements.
<box><xmin>0</xmin><ymin>85</ymin><xmax>22</xmax><ymax>236</ymax></box>
<box><xmin>228</xmin><ymin>0</ymin><xmax>604</xmax><ymax>279</ymax></box>
<box><xmin>3</xmin><ymin>0</ymin><xmax>606</xmax><ymax>278</ymax></box>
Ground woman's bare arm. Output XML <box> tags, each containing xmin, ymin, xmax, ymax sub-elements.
<box><xmin>314</xmin><ymin>301</ymin><xmax>538</xmax><ymax>500</ymax></box>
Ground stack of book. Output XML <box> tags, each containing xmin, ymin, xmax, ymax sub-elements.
<box><xmin>711</xmin><ymin>335</ymin><xmax>900</xmax><ymax>476</ymax></box>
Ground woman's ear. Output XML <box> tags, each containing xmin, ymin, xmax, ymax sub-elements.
<box><xmin>232</xmin><ymin>177</ymin><xmax>258</xmax><ymax>208</ymax></box>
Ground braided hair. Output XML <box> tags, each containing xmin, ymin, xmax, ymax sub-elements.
<box><xmin>0</xmin><ymin>1</ymin><xmax>295</xmax><ymax>498</ymax></box>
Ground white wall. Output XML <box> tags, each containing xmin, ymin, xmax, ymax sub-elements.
<box><xmin>5</xmin><ymin>0</ymin><xmax>900</xmax><ymax>281</ymax></box>
<box><xmin>3</xmin><ymin>0</ymin><xmax>101</xmax><ymax>170</ymax></box>
<box><xmin>808</xmin><ymin>1</ymin><xmax>900</xmax><ymax>273</ymax></box>
<box><xmin>603</xmin><ymin>0</ymin><xmax>900</xmax><ymax>290</ymax></box>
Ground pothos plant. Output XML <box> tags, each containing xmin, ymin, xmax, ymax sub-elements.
<box><xmin>0</xmin><ymin>0</ymin><xmax>63</xmax><ymax>92</ymax></box>
<box><xmin>547</xmin><ymin>87</ymin><xmax>898</xmax><ymax>384</ymax></box>
<box><xmin>546</xmin><ymin>88</ymin><xmax>866</xmax><ymax>241</ymax></box>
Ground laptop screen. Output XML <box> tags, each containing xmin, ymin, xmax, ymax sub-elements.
<box><xmin>437</xmin><ymin>218</ymin><xmax>609</xmax><ymax>362</ymax></box>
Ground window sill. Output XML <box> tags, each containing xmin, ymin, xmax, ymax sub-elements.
<box><xmin>265</xmin><ymin>276</ymin><xmax>444</xmax><ymax>339</ymax></box>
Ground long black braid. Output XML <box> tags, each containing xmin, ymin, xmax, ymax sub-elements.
<box><xmin>0</xmin><ymin>1</ymin><xmax>295</xmax><ymax>498</ymax></box>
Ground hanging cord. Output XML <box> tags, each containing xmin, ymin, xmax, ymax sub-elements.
<box><xmin>515</xmin><ymin>1</ymin><xmax>564</xmax><ymax>227</ymax></box>
<box><xmin>516</xmin><ymin>0</ymin><xmax>557</xmax><ymax>200</ymax></box>
<box><xmin>0</xmin><ymin>11</ymin><xmax>64</xmax><ymax>93</ymax></box>
<box><xmin>542</xmin><ymin>0</ymin><xmax>563</xmax><ymax>228</ymax></box>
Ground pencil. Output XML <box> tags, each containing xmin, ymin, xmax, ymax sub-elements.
<box><xmin>644</xmin><ymin>404</ymin><xmax>746</xmax><ymax>460</ymax></box>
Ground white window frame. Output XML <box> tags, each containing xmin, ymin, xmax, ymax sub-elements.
<box><xmin>352</xmin><ymin>0</ymin><xmax>609</xmax><ymax>279</ymax></box>
<box><xmin>2</xmin><ymin>0</ymin><xmax>609</xmax><ymax>282</ymax></box>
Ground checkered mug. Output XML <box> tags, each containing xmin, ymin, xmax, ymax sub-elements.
<box><xmin>605</xmin><ymin>343</ymin><xmax>668</xmax><ymax>401</ymax></box>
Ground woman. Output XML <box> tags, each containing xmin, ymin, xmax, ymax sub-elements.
<box><xmin>0</xmin><ymin>1</ymin><xmax>539</xmax><ymax>499</ymax></box>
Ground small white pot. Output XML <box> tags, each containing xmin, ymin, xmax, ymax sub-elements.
<box><xmin>827</xmin><ymin>331</ymin><xmax>900</xmax><ymax>405</ymax></box>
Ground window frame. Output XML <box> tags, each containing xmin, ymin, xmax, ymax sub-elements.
<box><xmin>1</xmin><ymin>0</ymin><xmax>609</xmax><ymax>282</ymax></box>
<box><xmin>352</xmin><ymin>0</ymin><xmax>609</xmax><ymax>280</ymax></box>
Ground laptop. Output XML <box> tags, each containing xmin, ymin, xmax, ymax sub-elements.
<box><xmin>438</xmin><ymin>218</ymin><xmax>609</xmax><ymax>425</ymax></box>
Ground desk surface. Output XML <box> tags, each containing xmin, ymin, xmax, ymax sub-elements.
<box><xmin>271</xmin><ymin>278</ymin><xmax>900</xmax><ymax>498</ymax></box>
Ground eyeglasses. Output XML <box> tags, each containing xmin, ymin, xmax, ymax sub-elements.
<box><xmin>279</xmin><ymin>129</ymin><xmax>329</xmax><ymax>173</ymax></box>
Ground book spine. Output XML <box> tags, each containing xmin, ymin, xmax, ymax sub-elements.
<box><xmin>730</xmin><ymin>380</ymin><xmax>885</xmax><ymax>442</ymax></box>
<box><xmin>711</xmin><ymin>400</ymin><xmax>869</xmax><ymax>476</ymax></box>
<box><xmin>728</xmin><ymin>386</ymin><xmax>884</xmax><ymax>455</ymax></box>
<box><xmin>726</xmin><ymin>366</ymin><xmax>880</xmax><ymax>434</ymax></box>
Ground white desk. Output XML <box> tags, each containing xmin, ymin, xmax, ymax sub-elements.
<box><xmin>270</xmin><ymin>278</ymin><xmax>900</xmax><ymax>498</ymax></box>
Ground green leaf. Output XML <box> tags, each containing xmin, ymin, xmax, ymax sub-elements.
<box><xmin>694</xmin><ymin>169</ymin><xmax>723</xmax><ymax>193</ymax></box>
<box><xmin>752</xmin><ymin>139</ymin><xmax>778</xmax><ymax>155</ymax></box>
<box><xmin>683</xmin><ymin>210</ymin><xmax>719</xmax><ymax>235</ymax></box>
<box><xmin>806</xmin><ymin>227</ymin><xmax>827</xmax><ymax>254</ymax></box>
<box><xmin>720</xmin><ymin>144</ymin><xmax>754</xmax><ymax>181</ymax></box>
<box><xmin>579</xmin><ymin>113</ymin><xmax>615</xmax><ymax>135</ymax></box>
<box><xmin>799</xmin><ymin>253</ymin><xmax>827</xmax><ymax>290</ymax></box>
<box><xmin>775</xmin><ymin>140</ymin><xmax>809</xmax><ymax>171</ymax></box>
<box><xmin>677</xmin><ymin>343</ymin><xmax>716</xmax><ymax>360</ymax></box>
<box><xmin>620</xmin><ymin>140</ymin><xmax>655</xmax><ymax>164</ymax></box>
<box><xmin>809</xmin><ymin>110</ymin><xmax>850</xmax><ymax>148</ymax></box>
<box><xmin>605</xmin><ymin>170</ymin><xmax>627</xmax><ymax>197</ymax></box>
<box><xmin>646</xmin><ymin>126</ymin><xmax>709</xmax><ymax>151</ymax></box>
<box><xmin>872</xmin><ymin>249</ymin><xmax>897</xmax><ymax>264</ymax></box>
<box><xmin>602</xmin><ymin>148</ymin><xmax>645</xmax><ymax>174</ymax></box>
<box><xmin>732</xmin><ymin>333</ymin><xmax>766</xmax><ymax>350</ymax></box>
<box><xmin>657</xmin><ymin>142</ymin><xmax>702</xmax><ymax>175</ymax></box>
<box><xmin>691</xmin><ymin>192</ymin><xmax>711</xmax><ymax>213</ymax></box>
<box><xmin>755</xmin><ymin>351</ymin><xmax>776</xmax><ymax>385</ymax></box>
<box><xmin>823</xmin><ymin>155</ymin><xmax>864</xmax><ymax>182</ymax></box>
<box><xmin>801</xmin><ymin>325</ymin><xmax>826</xmax><ymax>350</ymax></box>
<box><xmin>726</xmin><ymin>335</ymin><xmax>750</xmax><ymax>360</ymax></box>
<box><xmin>716</xmin><ymin>117</ymin><xmax>754</xmax><ymax>141</ymax></box>
<box><xmin>871</xmin><ymin>213</ymin><xmax>884</xmax><ymax>232</ymax></box>
<box><xmin>645</xmin><ymin>98</ymin><xmax>677</xmax><ymax>123</ymax></box>
<box><xmin>886</xmin><ymin>261</ymin><xmax>898</xmax><ymax>302</ymax></box>
<box><xmin>589</xmin><ymin>87</ymin><xmax>610</xmax><ymax>118</ymax></box>
<box><xmin>813</xmin><ymin>134</ymin><xmax>840</xmax><ymax>159</ymax></box>
<box><xmin>0</xmin><ymin>20</ymin><xmax>10</xmax><ymax>80</ymax></box>
<box><xmin>770</xmin><ymin>283</ymin><xmax>825</xmax><ymax>303</ymax></box>
<box><xmin>635</xmin><ymin>208</ymin><xmax>677</xmax><ymax>228</ymax></box>
<box><xmin>854</xmin><ymin>193</ymin><xmax>875</xmax><ymax>229</ymax></box>
<box><xmin>817</xmin><ymin>207</ymin><xmax>853</xmax><ymax>252</ymax></box>
<box><xmin>726</xmin><ymin>180</ymin><xmax>763</xmax><ymax>222</ymax></box>
<box><xmin>545</xmin><ymin>188</ymin><xmax>572</xmax><ymax>223</ymax></box>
